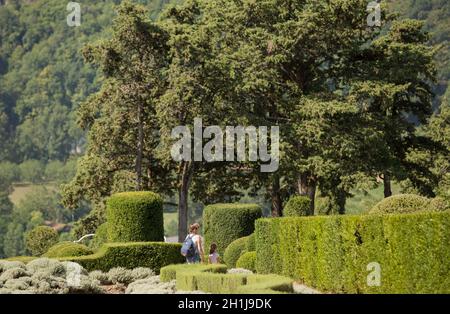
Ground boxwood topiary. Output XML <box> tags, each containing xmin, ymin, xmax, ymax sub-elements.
<box><xmin>62</xmin><ymin>242</ymin><xmax>184</xmax><ymax>273</ymax></box>
<box><xmin>236</xmin><ymin>251</ymin><xmax>256</xmax><ymax>272</ymax></box>
<box><xmin>91</xmin><ymin>223</ymin><xmax>108</xmax><ymax>249</ymax></box>
<box><xmin>224</xmin><ymin>236</ymin><xmax>249</xmax><ymax>268</ymax></box>
<box><xmin>106</xmin><ymin>192</ymin><xmax>164</xmax><ymax>242</ymax></box>
<box><xmin>44</xmin><ymin>242</ymin><xmax>94</xmax><ymax>258</ymax></box>
<box><xmin>25</xmin><ymin>226</ymin><xmax>59</xmax><ymax>256</ymax></box>
<box><xmin>203</xmin><ymin>203</ymin><xmax>262</xmax><ymax>254</ymax></box>
<box><xmin>246</xmin><ymin>233</ymin><xmax>256</xmax><ymax>252</ymax></box>
<box><xmin>369</xmin><ymin>194</ymin><xmax>431</xmax><ymax>215</ymax></box>
<box><xmin>283</xmin><ymin>195</ymin><xmax>311</xmax><ymax>217</ymax></box>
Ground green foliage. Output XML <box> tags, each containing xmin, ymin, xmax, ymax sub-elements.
<box><xmin>283</xmin><ymin>195</ymin><xmax>311</xmax><ymax>217</ymax></box>
<box><xmin>44</xmin><ymin>242</ymin><xmax>93</xmax><ymax>258</ymax></box>
<box><xmin>25</xmin><ymin>226</ymin><xmax>58</xmax><ymax>256</ymax></box>
<box><xmin>61</xmin><ymin>242</ymin><xmax>184</xmax><ymax>273</ymax></box>
<box><xmin>44</xmin><ymin>159</ymin><xmax>77</xmax><ymax>183</ymax></box>
<box><xmin>246</xmin><ymin>233</ymin><xmax>256</xmax><ymax>252</ymax></box>
<box><xmin>369</xmin><ymin>194</ymin><xmax>433</xmax><ymax>214</ymax></box>
<box><xmin>429</xmin><ymin>197</ymin><xmax>450</xmax><ymax>211</ymax></box>
<box><xmin>19</xmin><ymin>160</ymin><xmax>44</xmax><ymax>183</ymax></box>
<box><xmin>160</xmin><ymin>264</ymin><xmax>293</xmax><ymax>294</ymax></box>
<box><xmin>223</xmin><ymin>236</ymin><xmax>249</xmax><ymax>269</ymax></box>
<box><xmin>0</xmin><ymin>162</ymin><xmax>19</xmax><ymax>190</ymax></box>
<box><xmin>90</xmin><ymin>223</ymin><xmax>108</xmax><ymax>250</ymax></box>
<box><xmin>106</xmin><ymin>192</ymin><xmax>164</xmax><ymax>242</ymax></box>
<box><xmin>236</xmin><ymin>251</ymin><xmax>256</xmax><ymax>273</ymax></box>
<box><xmin>255</xmin><ymin>212</ymin><xmax>450</xmax><ymax>293</ymax></box>
<box><xmin>203</xmin><ymin>203</ymin><xmax>262</xmax><ymax>254</ymax></box>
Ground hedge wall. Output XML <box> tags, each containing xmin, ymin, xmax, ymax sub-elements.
<box><xmin>44</xmin><ymin>242</ymin><xmax>93</xmax><ymax>258</ymax></box>
<box><xmin>106</xmin><ymin>192</ymin><xmax>164</xmax><ymax>242</ymax></box>
<box><xmin>203</xmin><ymin>203</ymin><xmax>262</xmax><ymax>254</ymax></box>
<box><xmin>61</xmin><ymin>242</ymin><xmax>184</xmax><ymax>273</ymax></box>
<box><xmin>224</xmin><ymin>236</ymin><xmax>249</xmax><ymax>268</ymax></box>
<box><xmin>160</xmin><ymin>264</ymin><xmax>293</xmax><ymax>294</ymax></box>
<box><xmin>255</xmin><ymin>211</ymin><xmax>450</xmax><ymax>293</ymax></box>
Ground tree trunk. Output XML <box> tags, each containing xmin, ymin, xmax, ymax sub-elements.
<box><xmin>178</xmin><ymin>161</ymin><xmax>193</xmax><ymax>243</ymax></box>
<box><xmin>270</xmin><ymin>175</ymin><xmax>282</xmax><ymax>217</ymax></box>
<box><xmin>383</xmin><ymin>172</ymin><xmax>392</xmax><ymax>198</ymax></box>
<box><xmin>297</xmin><ymin>173</ymin><xmax>316</xmax><ymax>215</ymax></box>
<box><xmin>336</xmin><ymin>189</ymin><xmax>347</xmax><ymax>215</ymax></box>
<box><xmin>135</xmin><ymin>101</ymin><xmax>144</xmax><ymax>191</ymax></box>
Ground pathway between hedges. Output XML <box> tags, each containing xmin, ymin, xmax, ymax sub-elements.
<box><xmin>293</xmin><ymin>282</ymin><xmax>322</xmax><ymax>294</ymax></box>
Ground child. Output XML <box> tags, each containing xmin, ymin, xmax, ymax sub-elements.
<box><xmin>208</xmin><ymin>243</ymin><xmax>220</xmax><ymax>264</ymax></box>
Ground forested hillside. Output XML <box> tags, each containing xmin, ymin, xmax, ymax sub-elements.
<box><xmin>0</xmin><ymin>0</ymin><xmax>180</xmax><ymax>162</ymax></box>
<box><xmin>1</xmin><ymin>0</ymin><xmax>448</xmax><ymax>165</ymax></box>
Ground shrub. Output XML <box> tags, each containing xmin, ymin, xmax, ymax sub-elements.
<box><xmin>203</xmin><ymin>203</ymin><xmax>262</xmax><ymax>254</ymax></box>
<box><xmin>255</xmin><ymin>211</ymin><xmax>450</xmax><ymax>293</ymax></box>
<box><xmin>61</xmin><ymin>242</ymin><xmax>184</xmax><ymax>273</ymax></box>
<box><xmin>107</xmin><ymin>267</ymin><xmax>134</xmax><ymax>285</ymax></box>
<box><xmin>44</xmin><ymin>242</ymin><xmax>94</xmax><ymax>258</ymax></box>
<box><xmin>160</xmin><ymin>264</ymin><xmax>293</xmax><ymax>294</ymax></box>
<box><xmin>26</xmin><ymin>258</ymin><xmax>67</xmax><ymax>277</ymax></box>
<box><xmin>283</xmin><ymin>195</ymin><xmax>311</xmax><ymax>217</ymax></box>
<box><xmin>0</xmin><ymin>258</ymin><xmax>106</xmax><ymax>294</ymax></box>
<box><xmin>223</xmin><ymin>236</ymin><xmax>249</xmax><ymax>268</ymax></box>
<box><xmin>0</xmin><ymin>261</ymin><xmax>26</xmax><ymax>272</ymax></box>
<box><xmin>368</xmin><ymin>194</ymin><xmax>430</xmax><ymax>214</ymax></box>
<box><xmin>25</xmin><ymin>226</ymin><xmax>59</xmax><ymax>256</ymax></box>
<box><xmin>19</xmin><ymin>160</ymin><xmax>45</xmax><ymax>183</ymax></box>
<box><xmin>106</xmin><ymin>192</ymin><xmax>164</xmax><ymax>242</ymax></box>
<box><xmin>236</xmin><ymin>251</ymin><xmax>256</xmax><ymax>272</ymax></box>
<box><xmin>246</xmin><ymin>233</ymin><xmax>256</xmax><ymax>251</ymax></box>
<box><xmin>429</xmin><ymin>197</ymin><xmax>450</xmax><ymax>212</ymax></box>
<box><xmin>90</xmin><ymin>223</ymin><xmax>108</xmax><ymax>249</ymax></box>
<box><xmin>315</xmin><ymin>196</ymin><xmax>340</xmax><ymax>215</ymax></box>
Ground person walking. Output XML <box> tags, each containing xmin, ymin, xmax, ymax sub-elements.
<box><xmin>181</xmin><ymin>223</ymin><xmax>204</xmax><ymax>264</ymax></box>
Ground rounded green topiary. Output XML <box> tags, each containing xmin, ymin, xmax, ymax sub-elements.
<box><xmin>236</xmin><ymin>251</ymin><xmax>256</xmax><ymax>272</ymax></box>
<box><xmin>91</xmin><ymin>223</ymin><xmax>108</xmax><ymax>249</ymax></box>
<box><xmin>203</xmin><ymin>203</ymin><xmax>262</xmax><ymax>254</ymax></box>
<box><xmin>25</xmin><ymin>226</ymin><xmax>59</xmax><ymax>256</ymax></box>
<box><xmin>246</xmin><ymin>233</ymin><xmax>256</xmax><ymax>252</ymax></box>
<box><xmin>223</xmin><ymin>236</ymin><xmax>249</xmax><ymax>268</ymax></box>
<box><xmin>283</xmin><ymin>195</ymin><xmax>311</xmax><ymax>217</ymax></box>
<box><xmin>369</xmin><ymin>194</ymin><xmax>431</xmax><ymax>215</ymax></box>
<box><xmin>106</xmin><ymin>192</ymin><xmax>164</xmax><ymax>242</ymax></box>
<box><xmin>44</xmin><ymin>242</ymin><xmax>94</xmax><ymax>258</ymax></box>
<box><xmin>428</xmin><ymin>197</ymin><xmax>450</xmax><ymax>212</ymax></box>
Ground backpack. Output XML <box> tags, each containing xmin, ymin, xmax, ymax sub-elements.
<box><xmin>181</xmin><ymin>234</ymin><xmax>196</xmax><ymax>257</ymax></box>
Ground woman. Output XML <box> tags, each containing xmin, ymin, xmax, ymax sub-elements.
<box><xmin>186</xmin><ymin>223</ymin><xmax>204</xmax><ymax>264</ymax></box>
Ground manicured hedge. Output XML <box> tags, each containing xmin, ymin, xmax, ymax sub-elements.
<box><xmin>61</xmin><ymin>242</ymin><xmax>184</xmax><ymax>273</ymax></box>
<box><xmin>246</xmin><ymin>233</ymin><xmax>256</xmax><ymax>251</ymax></box>
<box><xmin>255</xmin><ymin>211</ymin><xmax>450</xmax><ymax>293</ymax></box>
<box><xmin>106</xmin><ymin>192</ymin><xmax>164</xmax><ymax>242</ymax></box>
<box><xmin>283</xmin><ymin>195</ymin><xmax>311</xmax><ymax>217</ymax></box>
<box><xmin>224</xmin><ymin>236</ymin><xmax>249</xmax><ymax>268</ymax></box>
<box><xmin>369</xmin><ymin>194</ymin><xmax>430</xmax><ymax>214</ymax></box>
<box><xmin>236</xmin><ymin>251</ymin><xmax>256</xmax><ymax>272</ymax></box>
<box><xmin>91</xmin><ymin>223</ymin><xmax>108</xmax><ymax>249</ymax></box>
<box><xmin>160</xmin><ymin>264</ymin><xmax>293</xmax><ymax>294</ymax></box>
<box><xmin>203</xmin><ymin>203</ymin><xmax>262</xmax><ymax>254</ymax></box>
<box><xmin>44</xmin><ymin>242</ymin><xmax>93</xmax><ymax>258</ymax></box>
